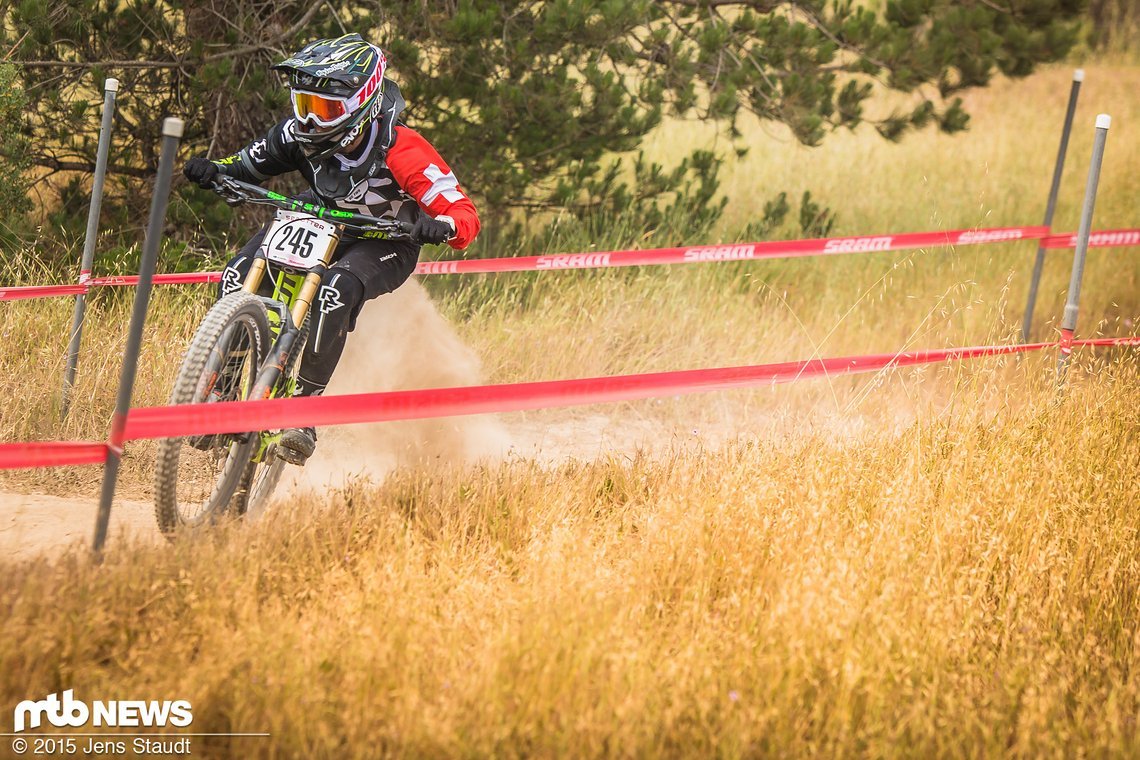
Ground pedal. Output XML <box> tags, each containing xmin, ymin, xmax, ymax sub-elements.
<box><xmin>277</xmin><ymin>428</ymin><xmax>316</xmax><ymax>465</ymax></box>
<box><xmin>276</xmin><ymin>445</ymin><xmax>309</xmax><ymax>466</ymax></box>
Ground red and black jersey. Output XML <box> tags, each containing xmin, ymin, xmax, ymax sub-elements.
<box><xmin>211</xmin><ymin>82</ymin><xmax>479</xmax><ymax>250</ymax></box>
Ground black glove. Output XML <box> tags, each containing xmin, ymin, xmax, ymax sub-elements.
<box><xmin>183</xmin><ymin>157</ymin><xmax>220</xmax><ymax>188</ymax></box>
<box><xmin>411</xmin><ymin>215</ymin><xmax>455</xmax><ymax>245</ymax></box>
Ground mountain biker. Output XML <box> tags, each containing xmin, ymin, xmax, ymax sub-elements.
<box><xmin>182</xmin><ymin>33</ymin><xmax>479</xmax><ymax>465</ymax></box>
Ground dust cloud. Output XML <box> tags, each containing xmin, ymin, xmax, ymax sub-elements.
<box><xmin>280</xmin><ymin>279</ymin><xmax>511</xmax><ymax>496</ymax></box>
<box><xmin>276</xmin><ymin>278</ymin><xmax>914</xmax><ymax>501</ymax></box>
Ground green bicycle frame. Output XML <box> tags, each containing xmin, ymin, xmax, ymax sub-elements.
<box><xmin>237</xmin><ymin>222</ymin><xmax>342</xmax><ymax>462</ymax></box>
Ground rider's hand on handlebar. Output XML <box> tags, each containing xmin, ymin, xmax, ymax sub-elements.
<box><xmin>183</xmin><ymin>157</ymin><xmax>220</xmax><ymax>189</ymax></box>
<box><xmin>411</xmin><ymin>215</ymin><xmax>455</xmax><ymax>245</ymax></box>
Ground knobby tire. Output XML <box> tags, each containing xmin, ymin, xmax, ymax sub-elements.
<box><xmin>154</xmin><ymin>292</ymin><xmax>270</xmax><ymax>535</ymax></box>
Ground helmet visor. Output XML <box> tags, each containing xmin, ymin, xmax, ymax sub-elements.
<box><xmin>291</xmin><ymin>90</ymin><xmax>352</xmax><ymax>128</ymax></box>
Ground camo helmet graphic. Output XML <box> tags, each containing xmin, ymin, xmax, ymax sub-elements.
<box><xmin>272</xmin><ymin>34</ymin><xmax>387</xmax><ymax>159</ymax></box>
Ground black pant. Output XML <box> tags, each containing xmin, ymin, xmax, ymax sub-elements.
<box><xmin>219</xmin><ymin>224</ymin><xmax>420</xmax><ymax>396</ymax></box>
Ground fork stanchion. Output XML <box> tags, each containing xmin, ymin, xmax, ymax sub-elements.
<box><xmin>1022</xmin><ymin>69</ymin><xmax>1083</xmax><ymax>343</ymax></box>
<box><xmin>62</xmin><ymin>77</ymin><xmax>119</xmax><ymax>418</ymax></box>
<box><xmin>1057</xmin><ymin>114</ymin><xmax>1111</xmax><ymax>385</ymax></box>
<box><xmin>93</xmin><ymin>117</ymin><xmax>184</xmax><ymax>556</ymax></box>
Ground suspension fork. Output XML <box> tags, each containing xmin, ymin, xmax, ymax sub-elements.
<box><xmin>244</xmin><ymin>225</ymin><xmax>343</xmax><ymax>400</ymax></box>
<box><xmin>241</xmin><ymin>226</ymin><xmax>343</xmax><ymax>328</ymax></box>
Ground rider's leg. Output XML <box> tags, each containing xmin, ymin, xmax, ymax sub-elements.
<box><xmin>298</xmin><ymin>268</ymin><xmax>367</xmax><ymax>396</ymax></box>
<box><xmin>278</xmin><ymin>238</ymin><xmax>420</xmax><ymax>464</ymax></box>
<box><xmin>276</xmin><ymin>268</ymin><xmax>364</xmax><ymax>464</ymax></box>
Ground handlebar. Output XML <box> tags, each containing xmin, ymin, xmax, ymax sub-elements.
<box><xmin>211</xmin><ymin>176</ymin><xmax>415</xmax><ymax>239</ymax></box>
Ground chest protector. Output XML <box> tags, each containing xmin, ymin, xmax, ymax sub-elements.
<box><xmin>296</xmin><ymin>80</ymin><xmax>418</xmax><ymax>225</ymax></box>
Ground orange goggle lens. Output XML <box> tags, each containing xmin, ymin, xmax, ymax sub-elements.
<box><xmin>291</xmin><ymin>91</ymin><xmax>351</xmax><ymax>128</ymax></box>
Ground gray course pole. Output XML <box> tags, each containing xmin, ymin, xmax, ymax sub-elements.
<box><xmin>1057</xmin><ymin>114</ymin><xmax>1111</xmax><ymax>384</ymax></box>
<box><xmin>62</xmin><ymin>77</ymin><xmax>120</xmax><ymax>418</ymax></box>
<box><xmin>93</xmin><ymin>117</ymin><xmax>184</xmax><ymax>555</ymax></box>
<box><xmin>1022</xmin><ymin>69</ymin><xmax>1083</xmax><ymax>342</ymax></box>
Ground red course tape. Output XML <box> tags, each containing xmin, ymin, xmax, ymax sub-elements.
<box><xmin>0</xmin><ymin>442</ymin><xmax>107</xmax><ymax>469</ymax></box>
<box><xmin>411</xmin><ymin>226</ymin><xmax>1049</xmax><ymax>276</ymax></box>
<box><xmin>121</xmin><ymin>338</ymin><xmax>1139</xmax><ymax>441</ymax></box>
<box><xmin>88</xmin><ymin>272</ymin><xmax>224</xmax><ymax>287</ymax></box>
<box><xmin>0</xmin><ymin>225</ymin><xmax>1053</xmax><ymax>301</ymax></box>
<box><xmin>0</xmin><ymin>283</ymin><xmax>89</xmax><ymax>302</ymax></box>
<box><xmin>1042</xmin><ymin>228</ymin><xmax>1140</xmax><ymax>249</ymax></box>
<box><xmin>412</xmin><ymin>227</ymin><xmax>1057</xmax><ymax>278</ymax></box>
<box><xmin>1</xmin><ymin>336</ymin><xmax>1136</xmax><ymax>470</ymax></box>
<box><xmin>5</xmin><ymin>226</ymin><xmax>1140</xmax><ymax>304</ymax></box>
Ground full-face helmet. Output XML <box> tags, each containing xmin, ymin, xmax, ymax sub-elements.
<box><xmin>271</xmin><ymin>34</ymin><xmax>387</xmax><ymax>159</ymax></box>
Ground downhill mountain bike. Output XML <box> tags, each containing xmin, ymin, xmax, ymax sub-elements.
<box><xmin>154</xmin><ymin>176</ymin><xmax>413</xmax><ymax>535</ymax></box>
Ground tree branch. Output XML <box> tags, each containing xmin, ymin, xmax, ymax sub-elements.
<box><xmin>18</xmin><ymin>60</ymin><xmax>181</xmax><ymax>69</ymax></box>
<box><xmin>30</xmin><ymin>156</ymin><xmax>153</xmax><ymax>178</ymax></box>
<box><xmin>19</xmin><ymin>2</ymin><xmax>325</xmax><ymax>71</ymax></box>
<box><xmin>794</xmin><ymin>6</ymin><xmax>890</xmax><ymax>74</ymax></box>
<box><xmin>4</xmin><ymin>30</ymin><xmax>30</xmax><ymax>60</ymax></box>
<box><xmin>203</xmin><ymin>2</ymin><xmax>325</xmax><ymax>61</ymax></box>
<box><xmin>656</xmin><ymin>0</ymin><xmax>782</xmax><ymax>8</ymax></box>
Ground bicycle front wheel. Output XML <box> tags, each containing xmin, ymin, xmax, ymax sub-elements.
<box><xmin>154</xmin><ymin>292</ymin><xmax>270</xmax><ymax>536</ymax></box>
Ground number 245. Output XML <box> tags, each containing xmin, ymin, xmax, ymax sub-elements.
<box><xmin>277</xmin><ymin>226</ymin><xmax>319</xmax><ymax>258</ymax></box>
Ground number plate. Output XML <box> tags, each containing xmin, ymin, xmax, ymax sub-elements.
<box><xmin>260</xmin><ymin>210</ymin><xmax>337</xmax><ymax>270</ymax></box>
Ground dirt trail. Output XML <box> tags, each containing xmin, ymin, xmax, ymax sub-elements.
<box><xmin>0</xmin><ymin>490</ymin><xmax>156</xmax><ymax>560</ymax></box>
<box><xmin>0</xmin><ymin>413</ymin><xmax>740</xmax><ymax>559</ymax></box>
<box><xmin>0</xmin><ymin>281</ymin><xmax>892</xmax><ymax>559</ymax></box>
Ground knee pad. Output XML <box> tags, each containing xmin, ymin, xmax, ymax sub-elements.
<box><xmin>219</xmin><ymin>226</ymin><xmax>270</xmax><ymax>298</ymax></box>
<box><xmin>219</xmin><ymin>254</ymin><xmax>253</xmax><ymax>298</ymax></box>
<box><xmin>311</xmin><ymin>269</ymin><xmax>365</xmax><ymax>354</ymax></box>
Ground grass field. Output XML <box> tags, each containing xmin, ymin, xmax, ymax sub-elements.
<box><xmin>2</xmin><ymin>363</ymin><xmax>1139</xmax><ymax>757</ymax></box>
<box><xmin>1</xmin><ymin>61</ymin><xmax>1139</xmax><ymax>756</ymax></box>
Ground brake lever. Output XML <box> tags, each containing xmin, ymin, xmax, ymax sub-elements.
<box><xmin>211</xmin><ymin>177</ymin><xmax>248</xmax><ymax>206</ymax></box>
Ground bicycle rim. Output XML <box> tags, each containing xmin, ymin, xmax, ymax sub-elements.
<box><xmin>154</xmin><ymin>293</ymin><xmax>270</xmax><ymax>535</ymax></box>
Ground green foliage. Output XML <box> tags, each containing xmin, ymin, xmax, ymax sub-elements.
<box><xmin>798</xmin><ymin>191</ymin><xmax>836</xmax><ymax>238</ymax></box>
<box><xmin>548</xmin><ymin>148</ymin><xmax>728</xmax><ymax>242</ymax></box>
<box><xmin>738</xmin><ymin>193</ymin><xmax>791</xmax><ymax>243</ymax></box>
<box><xmin>0</xmin><ymin>63</ymin><xmax>31</xmax><ymax>246</ymax></box>
<box><xmin>734</xmin><ymin>189</ymin><xmax>839</xmax><ymax>242</ymax></box>
<box><xmin>1</xmin><ymin>0</ymin><xmax>1084</xmax><ymax>258</ymax></box>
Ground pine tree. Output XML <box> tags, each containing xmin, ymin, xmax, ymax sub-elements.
<box><xmin>3</xmin><ymin>0</ymin><xmax>1084</xmax><ymax>246</ymax></box>
<box><xmin>0</xmin><ymin>63</ymin><xmax>30</xmax><ymax>219</ymax></box>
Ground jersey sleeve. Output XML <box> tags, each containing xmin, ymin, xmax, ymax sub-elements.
<box><xmin>212</xmin><ymin>119</ymin><xmax>303</xmax><ymax>183</ymax></box>
<box><xmin>385</xmin><ymin>125</ymin><xmax>480</xmax><ymax>250</ymax></box>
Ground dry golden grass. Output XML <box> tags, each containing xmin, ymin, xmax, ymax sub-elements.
<box><xmin>659</xmin><ymin>63</ymin><xmax>1140</xmax><ymax>235</ymax></box>
<box><xmin>1</xmin><ymin>359</ymin><xmax>1138</xmax><ymax>757</ymax></box>
<box><xmin>0</xmin><ymin>289</ymin><xmax>205</xmax><ymax>495</ymax></box>
<box><xmin>2</xmin><ymin>66</ymin><xmax>1137</xmax><ymax>453</ymax></box>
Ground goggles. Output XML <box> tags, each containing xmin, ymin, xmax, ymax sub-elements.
<box><xmin>291</xmin><ymin>90</ymin><xmax>353</xmax><ymax>129</ymax></box>
<box><xmin>288</xmin><ymin>60</ymin><xmax>386</xmax><ymax>130</ymax></box>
